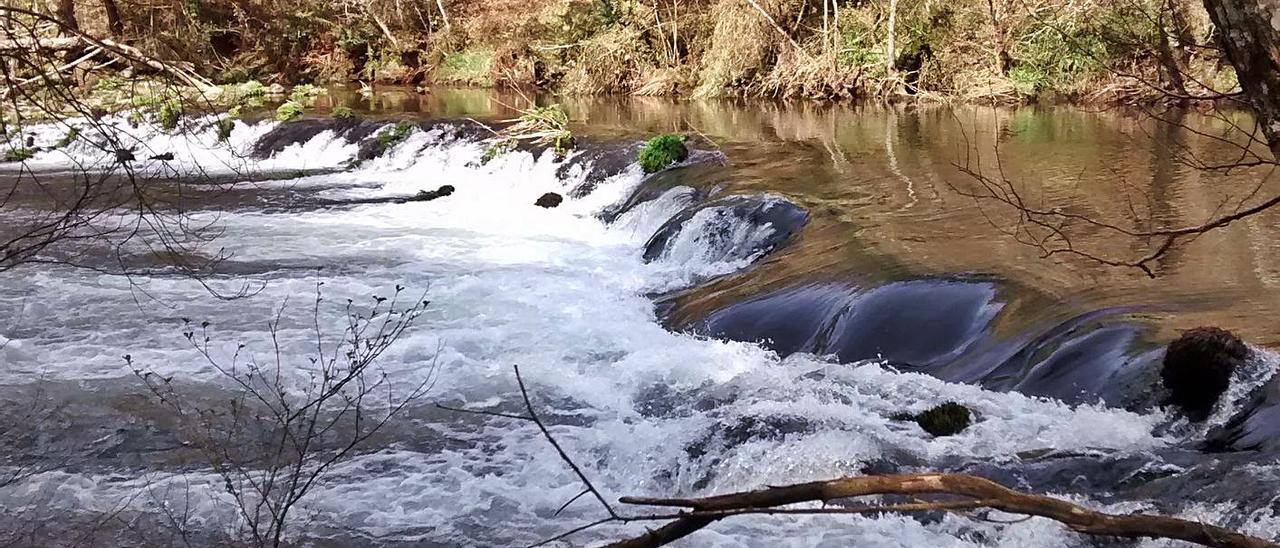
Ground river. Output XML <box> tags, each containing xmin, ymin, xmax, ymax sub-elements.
<box><xmin>0</xmin><ymin>88</ymin><xmax>1277</xmax><ymax>546</ymax></box>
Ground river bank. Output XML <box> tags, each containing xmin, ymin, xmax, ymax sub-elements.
<box><xmin>28</xmin><ymin>0</ymin><xmax>1238</xmax><ymax>105</ymax></box>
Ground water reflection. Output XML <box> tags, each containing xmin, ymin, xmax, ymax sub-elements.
<box><xmin>321</xmin><ymin>87</ymin><xmax>1280</xmax><ymax>344</ymax></box>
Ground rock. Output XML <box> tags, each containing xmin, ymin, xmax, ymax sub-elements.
<box><xmin>409</xmin><ymin>185</ymin><xmax>455</xmax><ymax>202</ymax></box>
<box><xmin>641</xmin><ymin>194</ymin><xmax>808</xmax><ymax>263</ymax></box>
<box><xmin>266</xmin><ymin>83</ymin><xmax>287</xmax><ymax>95</ymax></box>
<box><xmin>149</xmin><ymin>152</ymin><xmax>174</xmax><ymax>161</ymax></box>
<box><xmin>535</xmin><ymin>192</ymin><xmax>563</xmax><ymax>208</ymax></box>
<box><xmin>114</xmin><ymin>148</ymin><xmax>135</xmax><ymax>163</ymax></box>
<box><xmin>1161</xmin><ymin>326</ymin><xmax>1249</xmax><ymax>421</ymax></box>
<box><xmin>913</xmin><ymin>402</ymin><xmax>973</xmax><ymax>437</ymax></box>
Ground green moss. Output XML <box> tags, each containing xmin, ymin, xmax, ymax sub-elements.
<box><xmin>275</xmin><ymin>101</ymin><xmax>305</xmax><ymax>122</ymax></box>
<box><xmin>332</xmin><ymin>106</ymin><xmax>356</xmax><ymax>119</ymax></box>
<box><xmin>436</xmin><ymin>50</ymin><xmax>493</xmax><ymax>86</ymax></box>
<box><xmin>638</xmin><ymin>134</ymin><xmax>688</xmax><ymax>173</ymax></box>
<box><xmin>914</xmin><ymin>402</ymin><xmax>972</xmax><ymax>437</ymax></box>
<box><xmin>215</xmin><ymin>118</ymin><xmax>235</xmax><ymax>141</ymax></box>
<box><xmin>3</xmin><ymin>148</ymin><xmax>35</xmax><ymax>162</ymax></box>
<box><xmin>369</xmin><ymin>121</ymin><xmax>415</xmax><ymax>156</ymax></box>
<box><xmin>157</xmin><ymin>100</ymin><xmax>182</xmax><ymax>131</ymax></box>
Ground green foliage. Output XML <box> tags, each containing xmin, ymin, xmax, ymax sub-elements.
<box><xmin>2</xmin><ymin>148</ymin><xmax>34</xmax><ymax>163</ymax></box>
<box><xmin>1008</xmin><ymin>64</ymin><xmax>1048</xmax><ymax>97</ymax></box>
<box><xmin>437</xmin><ymin>50</ymin><xmax>493</xmax><ymax>86</ymax></box>
<box><xmin>157</xmin><ymin>100</ymin><xmax>183</xmax><ymax>131</ymax></box>
<box><xmin>503</xmin><ymin>104</ymin><xmax>574</xmax><ymax>157</ymax></box>
<box><xmin>93</xmin><ymin>76</ymin><xmax>126</xmax><ymax>92</ymax></box>
<box><xmin>367</xmin><ymin>121</ymin><xmax>415</xmax><ymax>157</ymax></box>
<box><xmin>331</xmin><ymin>106</ymin><xmax>356</xmax><ymax>119</ymax></box>
<box><xmin>638</xmin><ymin>134</ymin><xmax>688</xmax><ymax>173</ymax></box>
<box><xmin>275</xmin><ymin>101</ymin><xmax>305</xmax><ymax>122</ymax></box>
<box><xmin>236</xmin><ymin>80</ymin><xmax>268</xmax><ymax>98</ymax></box>
<box><xmin>289</xmin><ymin>84</ymin><xmax>326</xmax><ymax>102</ymax></box>
<box><xmin>837</xmin><ymin>31</ymin><xmax>882</xmax><ymax>70</ymax></box>
<box><xmin>480</xmin><ymin>139</ymin><xmax>514</xmax><ymax>164</ymax></box>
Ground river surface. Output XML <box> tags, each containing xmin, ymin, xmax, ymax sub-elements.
<box><xmin>0</xmin><ymin>88</ymin><xmax>1277</xmax><ymax>546</ymax></box>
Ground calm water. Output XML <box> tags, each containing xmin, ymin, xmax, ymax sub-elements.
<box><xmin>0</xmin><ymin>88</ymin><xmax>1276</xmax><ymax>546</ymax></box>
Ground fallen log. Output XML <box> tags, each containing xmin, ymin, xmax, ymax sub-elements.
<box><xmin>0</xmin><ymin>35</ymin><xmax>79</xmax><ymax>52</ymax></box>
<box><xmin>605</xmin><ymin>473</ymin><xmax>1279</xmax><ymax>548</ymax></box>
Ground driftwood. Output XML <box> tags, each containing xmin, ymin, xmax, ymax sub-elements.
<box><xmin>1</xmin><ymin>6</ymin><xmax>215</xmax><ymax>93</ymax></box>
<box><xmin>440</xmin><ymin>367</ymin><xmax>1279</xmax><ymax>548</ymax></box>
<box><xmin>0</xmin><ymin>35</ymin><xmax>80</xmax><ymax>52</ymax></box>
<box><xmin>607</xmin><ymin>474</ymin><xmax>1280</xmax><ymax>548</ymax></box>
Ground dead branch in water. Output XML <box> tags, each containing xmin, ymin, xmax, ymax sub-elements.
<box><xmin>444</xmin><ymin>367</ymin><xmax>1278</xmax><ymax>548</ymax></box>
<box><xmin>607</xmin><ymin>474</ymin><xmax>1278</xmax><ymax>548</ymax></box>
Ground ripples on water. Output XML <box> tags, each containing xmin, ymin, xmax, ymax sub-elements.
<box><xmin>0</xmin><ymin>92</ymin><xmax>1277</xmax><ymax>546</ymax></box>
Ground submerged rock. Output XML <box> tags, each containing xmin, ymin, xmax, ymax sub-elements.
<box><xmin>148</xmin><ymin>152</ymin><xmax>174</xmax><ymax>161</ymax></box>
<box><xmin>534</xmin><ymin>192</ymin><xmax>563</xmax><ymax>208</ymax></box>
<box><xmin>1162</xmin><ymin>326</ymin><xmax>1249</xmax><ymax>421</ymax></box>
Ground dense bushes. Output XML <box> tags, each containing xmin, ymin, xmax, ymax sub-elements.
<box><xmin>58</xmin><ymin>0</ymin><xmax>1229</xmax><ymax>103</ymax></box>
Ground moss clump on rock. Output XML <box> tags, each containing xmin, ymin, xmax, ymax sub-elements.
<box><xmin>157</xmin><ymin>100</ymin><xmax>182</xmax><ymax>131</ymax></box>
<box><xmin>410</xmin><ymin>185</ymin><xmax>455</xmax><ymax>202</ymax></box>
<box><xmin>2</xmin><ymin>148</ymin><xmax>35</xmax><ymax>163</ymax></box>
<box><xmin>1162</xmin><ymin>326</ymin><xmax>1249</xmax><ymax>421</ymax></box>
<box><xmin>638</xmin><ymin>134</ymin><xmax>688</xmax><ymax>173</ymax></box>
<box><xmin>331</xmin><ymin>106</ymin><xmax>356</xmax><ymax>119</ymax></box>
<box><xmin>275</xmin><ymin>101</ymin><xmax>305</xmax><ymax>122</ymax></box>
<box><xmin>912</xmin><ymin>402</ymin><xmax>973</xmax><ymax>437</ymax></box>
<box><xmin>535</xmin><ymin>192</ymin><xmax>563</xmax><ymax>208</ymax></box>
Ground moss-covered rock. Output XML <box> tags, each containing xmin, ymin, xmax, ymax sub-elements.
<box><xmin>2</xmin><ymin>148</ymin><xmax>35</xmax><ymax>163</ymax></box>
<box><xmin>638</xmin><ymin>134</ymin><xmax>688</xmax><ymax>173</ymax></box>
<box><xmin>899</xmin><ymin>402</ymin><xmax>972</xmax><ymax>437</ymax></box>
<box><xmin>535</xmin><ymin>192</ymin><xmax>563</xmax><ymax>208</ymax></box>
<box><xmin>331</xmin><ymin>106</ymin><xmax>356</xmax><ymax>119</ymax></box>
<box><xmin>1162</xmin><ymin>326</ymin><xmax>1249</xmax><ymax>421</ymax></box>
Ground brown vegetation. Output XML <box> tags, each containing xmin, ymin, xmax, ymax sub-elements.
<box><xmin>8</xmin><ymin>0</ymin><xmax>1238</xmax><ymax>103</ymax></box>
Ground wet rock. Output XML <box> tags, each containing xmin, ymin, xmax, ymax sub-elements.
<box><xmin>534</xmin><ymin>192</ymin><xmax>563</xmax><ymax>208</ymax></box>
<box><xmin>408</xmin><ymin>185</ymin><xmax>455</xmax><ymax>202</ymax></box>
<box><xmin>114</xmin><ymin>148</ymin><xmax>135</xmax><ymax>163</ymax></box>
<box><xmin>557</xmin><ymin>140</ymin><xmax>637</xmax><ymax>198</ymax></box>
<box><xmin>642</xmin><ymin>194</ymin><xmax>807</xmax><ymax>264</ymax></box>
<box><xmin>1203</xmin><ymin>377</ymin><xmax>1280</xmax><ymax>452</ymax></box>
<box><xmin>253</xmin><ymin>118</ymin><xmax>382</xmax><ymax>157</ymax></box>
<box><xmin>915</xmin><ymin>402</ymin><xmax>972</xmax><ymax>436</ymax></box>
<box><xmin>598</xmin><ymin>149</ymin><xmax>727</xmax><ymax>222</ymax></box>
<box><xmin>1161</xmin><ymin>326</ymin><xmax>1249</xmax><ymax>421</ymax></box>
<box><xmin>148</xmin><ymin>152</ymin><xmax>174</xmax><ymax>161</ymax></box>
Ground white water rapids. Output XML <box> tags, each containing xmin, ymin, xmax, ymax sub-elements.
<box><xmin>0</xmin><ymin>116</ymin><xmax>1276</xmax><ymax>546</ymax></box>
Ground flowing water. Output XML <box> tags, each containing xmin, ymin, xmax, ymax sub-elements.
<box><xmin>0</xmin><ymin>88</ymin><xmax>1278</xmax><ymax>546</ymax></box>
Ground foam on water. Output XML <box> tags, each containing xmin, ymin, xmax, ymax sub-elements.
<box><xmin>0</xmin><ymin>120</ymin><xmax>1272</xmax><ymax>546</ymax></box>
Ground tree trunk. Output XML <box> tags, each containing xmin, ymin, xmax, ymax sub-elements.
<box><xmin>56</xmin><ymin>0</ymin><xmax>79</xmax><ymax>33</ymax></box>
<box><xmin>102</xmin><ymin>0</ymin><xmax>125</xmax><ymax>37</ymax></box>
<box><xmin>886</xmin><ymin>0</ymin><xmax>898</xmax><ymax>69</ymax></box>
<box><xmin>1200</xmin><ymin>0</ymin><xmax>1280</xmax><ymax>159</ymax></box>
